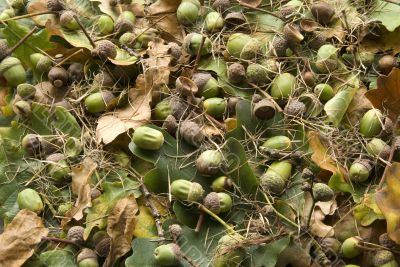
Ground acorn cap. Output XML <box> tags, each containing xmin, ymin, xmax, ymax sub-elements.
<box><xmin>67</xmin><ymin>226</ymin><xmax>85</xmax><ymax>243</ymax></box>
<box><xmin>48</xmin><ymin>66</ymin><xmax>69</xmax><ymax>88</ymax></box>
<box><xmin>114</xmin><ymin>19</ymin><xmax>134</xmax><ymax>35</ymax></box>
<box><xmin>283</xmin><ymin>23</ymin><xmax>304</xmax><ymax>43</ymax></box>
<box><xmin>92</xmin><ymin>40</ymin><xmax>117</xmax><ymax>60</ymax></box>
<box><xmin>77</xmin><ymin>248</ymin><xmax>98</xmax><ymax>263</ymax></box>
<box><xmin>68</xmin><ymin>62</ymin><xmax>84</xmax><ymax>82</ymax></box>
<box><xmin>179</xmin><ymin>120</ymin><xmax>204</xmax><ymax>147</ymax></box>
<box><xmin>309</xmin><ymin>31</ymin><xmax>327</xmax><ymax>50</ymax></box>
<box><xmin>246</xmin><ymin>63</ymin><xmax>268</xmax><ymax>85</ymax></box>
<box><xmin>47</xmin><ymin>0</ymin><xmax>64</xmax><ymax>11</ymax></box>
<box><xmin>46</xmin><ymin>152</ymin><xmax>65</xmax><ymax>162</ymax></box>
<box><xmin>162</xmin><ymin>115</ymin><xmax>178</xmax><ymax>134</ymax></box>
<box><xmin>17</xmin><ymin>83</ymin><xmax>36</xmax><ymax>99</ymax></box>
<box><xmin>311</xmin><ymin>2</ymin><xmax>335</xmax><ymax>25</ymax></box>
<box><xmin>302</xmin><ymin>71</ymin><xmax>316</xmax><ymax>87</ymax></box>
<box><xmin>372</xmin><ymin>250</ymin><xmax>395</xmax><ymax>266</ymax></box>
<box><xmin>270</xmin><ymin>36</ymin><xmax>288</xmax><ymax>57</ymax></box>
<box><xmin>204</xmin><ymin>192</ymin><xmax>221</xmax><ymax>213</ymax></box>
<box><xmin>379</xmin><ymin>233</ymin><xmax>397</xmax><ymax>249</ymax></box>
<box><xmin>225</xmin><ymin>12</ymin><xmax>247</xmax><ymax>27</ymax></box>
<box><xmin>0</xmin><ymin>39</ymin><xmax>8</xmax><ymax>61</ymax></box>
<box><xmin>312</xmin><ymin>182</ymin><xmax>334</xmax><ymax>202</ymax></box>
<box><xmin>176</xmin><ymin>76</ymin><xmax>198</xmax><ymax>96</ymax></box>
<box><xmin>315</xmin><ymin>58</ymin><xmax>338</xmax><ymax>74</ymax></box>
<box><xmin>228</xmin><ymin>63</ymin><xmax>246</xmax><ymax>84</ymax></box>
<box><xmin>253</xmin><ymin>99</ymin><xmax>276</xmax><ymax>120</ymax></box>
<box><xmin>169</xmin><ymin>42</ymin><xmax>182</xmax><ymax>61</ymax></box>
<box><xmin>95</xmin><ymin>236</ymin><xmax>111</xmax><ymax>258</ymax></box>
<box><xmin>169</xmin><ymin>224</ymin><xmax>182</xmax><ymax>239</ymax></box>
<box><xmin>90</xmin><ymin>188</ymin><xmax>101</xmax><ymax>199</ymax></box>
<box><xmin>284</xmin><ymin>99</ymin><xmax>306</xmax><ymax>117</ymax></box>
<box><xmin>192</xmin><ymin>72</ymin><xmax>212</xmax><ymax>91</ymax></box>
<box><xmin>212</xmin><ymin>0</ymin><xmax>230</xmax><ymax>12</ymax></box>
<box><xmin>60</xmin><ymin>11</ymin><xmax>79</xmax><ymax>30</ymax></box>
<box><xmin>93</xmin><ymin>72</ymin><xmax>115</xmax><ymax>88</ymax></box>
<box><xmin>21</xmin><ymin>134</ymin><xmax>42</xmax><ymax>156</ymax></box>
<box><xmin>240</xmin><ymin>38</ymin><xmax>262</xmax><ymax>60</ymax></box>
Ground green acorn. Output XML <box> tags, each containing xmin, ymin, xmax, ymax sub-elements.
<box><xmin>154</xmin><ymin>243</ymin><xmax>181</xmax><ymax>266</ymax></box>
<box><xmin>97</xmin><ymin>15</ymin><xmax>114</xmax><ymax>35</ymax></box>
<box><xmin>240</xmin><ymin>38</ymin><xmax>262</xmax><ymax>60</ymax></box>
<box><xmin>204</xmin><ymin>192</ymin><xmax>233</xmax><ymax>214</ymax></box>
<box><xmin>119</xmin><ymin>32</ymin><xmax>135</xmax><ymax>47</ymax></box>
<box><xmin>35</xmin><ymin>54</ymin><xmax>53</xmax><ymax>75</ymax></box>
<box><xmin>192</xmin><ymin>72</ymin><xmax>220</xmax><ymax>98</ymax></box>
<box><xmin>359</xmin><ymin>108</ymin><xmax>383</xmax><ymax>138</ymax></box>
<box><xmin>205</xmin><ymin>11</ymin><xmax>224</xmax><ymax>32</ymax></box>
<box><xmin>314</xmin><ymin>83</ymin><xmax>334</xmax><ymax>102</ymax></box>
<box><xmin>85</xmin><ymin>91</ymin><xmax>116</xmax><ymax>113</ymax></box>
<box><xmin>213</xmin><ymin>233</ymin><xmax>246</xmax><ymax>267</ymax></box>
<box><xmin>226</xmin><ymin>33</ymin><xmax>252</xmax><ymax>58</ymax></box>
<box><xmin>366</xmin><ymin>138</ymin><xmax>390</xmax><ymax>159</ymax></box>
<box><xmin>77</xmin><ymin>249</ymin><xmax>99</xmax><ymax>267</ymax></box>
<box><xmin>17</xmin><ymin>188</ymin><xmax>44</xmax><ymax>214</ymax></box>
<box><xmin>132</xmin><ymin>126</ymin><xmax>164</xmax><ymax>150</ymax></box>
<box><xmin>170</xmin><ymin>179</ymin><xmax>204</xmax><ymax>201</ymax></box>
<box><xmin>57</xmin><ymin>202</ymin><xmax>72</xmax><ymax>216</ymax></box>
<box><xmin>315</xmin><ymin>44</ymin><xmax>338</xmax><ymax>73</ymax></box>
<box><xmin>246</xmin><ymin>63</ymin><xmax>269</xmax><ymax>85</ymax></box>
<box><xmin>312</xmin><ymin>183</ymin><xmax>334</xmax><ymax>202</ymax></box>
<box><xmin>0</xmin><ymin>9</ymin><xmax>15</xmax><ymax>20</ymax></box>
<box><xmin>373</xmin><ymin>250</ymin><xmax>398</xmax><ymax>267</ymax></box>
<box><xmin>46</xmin><ymin>153</ymin><xmax>71</xmax><ymax>183</ymax></box>
<box><xmin>153</xmin><ymin>97</ymin><xmax>188</xmax><ymax>121</ymax></box>
<box><xmin>262</xmin><ymin>136</ymin><xmax>292</xmax><ymax>151</ymax></box>
<box><xmin>349</xmin><ymin>159</ymin><xmax>371</xmax><ymax>182</ymax></box>
<box><xmin>177</xmin><ymin>0</ymin><xmax>200</xmax><ymax>25</ymax></box>
<box><xmin>60</xmin><ymin>11</ymin><xmax>79</xmax><ymax>30</ymax></box>
<box><xmin>270</xmin><ymin>73</ymin><xmax>296</xmax><ymax>99</ymax></box>
<box><xmin>341</xmin><ymin>236</ymin><xmax>362</xmax><ymax>258</ymax></box>
<box><xmin>17</xmin><ymin>83</ymin><xmax>36</xmax><ymax>100</ymax></box>
<box><xmin>203</xmin><ymin>97</ymin><xmax>227</xmax><ymax>119</ymax></box>
<box><xmin>196</xmin><ymin>149</ymin><xmax>223</xmax><ymax>175</ymax></box>
<box><xmin>183</xmin><ymin>33</ymin><xmax>212</xmax><ymax>56</ymax></box>
<box><xmin>0</xmin><ymin>57</ymin><xmax>26</xmax><ymax>87</ymax></box>
<box><xmin>211</xmin><ymin>176</ymin><xmax>232</xmax><ymax>192</ymax></box>
<box><xmin>261</xmin><ymin>160</ymin><xmax>292</xmax><ymax>194</ymax></box>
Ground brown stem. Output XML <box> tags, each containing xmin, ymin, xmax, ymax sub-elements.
<box><xmin>141</xmin><ymin>183</ymin><xmax>164</xmax><ymax>238</ymax></box>
<box><xmin>42</xmin><ymin>236</ymin><xmax>83</xmax><ymax>247</ymax></box>
<box><xmin>259</xmin><ymin>147</ymin><xmax>303</xmax><ymax>161</ymax></box>
<box><xmin>7</xmin><ymin>26</ymin><xmax>38</xmax><ymax>55</ymax></box>
<box><xmin>2</xmin><ymin>11</ymin><xmax>58</xmax><ymax>22</ymax></box>
<box><xmin>73</xmin><ymin>15</ymin><xmax>96</xmax><ymax>48</ymax></box>
<box><xmin>192</xmin><ymin>35</ymin><xmax>206</xmax><ymax>73</ymax></box>
<box><xmin>180</xmin><ymin>252</ymin><xmax>199</xmax><ymax>267</ymax></box>
<box><xmin>194</xmin><ymin>212</ymin><xmax>204</xmax><ymax>233</ymax></box>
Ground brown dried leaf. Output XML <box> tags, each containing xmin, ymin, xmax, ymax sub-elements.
<box><xmin>303</xmin><ymin>193</ymin><xmax>336</xmax><ymax>237</ymax></box>
<box><xmin>376</xmin><ymin>162</ymin><xmax>400</xmax><ymax>244</ymax></box>
<box><xmin>147</xmin><ymin>0</ymin><xmax>181</xmax><ymax>14</ymax></box>
<box><xmin>361</xmin><ymin>27</ymin><xmax>400</xmax><ymax>54</ymax></box>
<box><xmin>0</xmin><ymin>210</ymin><xmax>49</xmax><ymax>267</ymax></box>
<box><xmin>345</xmin><ymin>87</ymin><xmax>373</xmax><ymax>125</ymax></box>
<box><xmin>104</xmin><ymin>195</ymin><xmax>139</xmax><ymax>267</ymax></box>
<box><xmin>62</xmin><ymin>157</ymin><xmax>97</xmax><ymax>226</ymax></box>
<box><xmin>365</xmin><ymin>68</ymin><xmax>400</xmax><ymax>120</ymax></box>
<box><xmin>238</xmin><ymin>0</ymin><xmax>262</xmax><ymax>8</ymax></box>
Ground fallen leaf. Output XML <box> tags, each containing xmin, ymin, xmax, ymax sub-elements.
<box><xmin>104</xmin><ymin>195</ymin><xmax>139</xmax><ymax>267</ymax></box>
<box><xmin>370</xmin><ymin>0</ymin><xmax>400</xmax><ymax>32</ymax></box>
<box><xmin>303</xmin><ymin>193</ymin><xmax>336</xmax><ymax>237</ymax></box>
<box><xmin>365</xmin><ymin>68</ymin><xmax>400</xmax><ymax>121</ymax></box>
<box><xmin>311</xmin><ymin>208</ymin><xmax>335</xmax><ymax>237</ymax></box>
<box><xmin>376</xmin><ymin>162</ymin><xmax>400</xmax><ymax>244</ymax></box>
<box><xmin>132</xmin><ymin>206</ymin><xmax>158</xmax><ymax>238</ymax></box>
<box><xmin>0</xmin><ymin>209</ymin><xmax>48</xmax><ymax>267</ymax></box>
<box><xmin>147</xmin><ymin>0</ymin><xmax>181</xmax><ymax>14</ymax></box>
<box><xmin>345</xmin><ymin>87</ymin><xmax>373</xmax><ymax>125</ymax></box>
<box><xmin>62</xmin><ymin>157</ymin><xmax>97</xmax><ymax>226</ymax></box>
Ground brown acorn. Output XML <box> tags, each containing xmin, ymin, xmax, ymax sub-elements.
<box><xmin>378</xmin><ymin>55</ymin><xmax>396</xmax><ymax>75</ymax></box>
<box><xmin>0</xmin><ymin>39</ymin><xmax>9</xmax><ymax>62</ymax></box>
<box><xmin>212</xmin><ymin>0</ymin><xmax>230</xmax><ymax>13</ymax></box>
<box><xmin>227</xmin><ymin>63</ymin><xmax>246</xmax><ymax>84</ymax></box>
<box><xmin>311</xmin><ymin>2</ymin><xmax>335</xmax><ymax>25</ymax></box>
<box><xmin>114</xmin><ymin>19</ymin><xmax>134</xmax><ymax>35</ymax></box>
<box><xmin>48</xmin><ymin>66</ymin><xmax>69</xmax><ymax>88</ymax></box>
<box><xmin>68</xmin><ymin>62</ymin><xmax>84</xmax><ymax>82</ymax></box>
<box><xmin>95</xmin><ymin>236</ymin><xmax>111</xmax><ymax>258</ymax></box>
<box><xmin>67</xmin><ymin>226</ymin><xmax>85</xmax><ymax>244</ymax></box>
<box><xmin>92</xmin><ymin>40</ymin><xmax>117</xmax><ymax>60</ymax></box>
<box><xmin>284</xmin><ymin>99</ymin><xmax>306</xmax><ymax>117</ymax></box>
<box><xmin>271</xmin><ymin>36</ymin><xmax>288</xmax><ymax>57</ymax></box>
<box><xmin>309</xmin><ymin>31</ymin><xmax>327</xmax><ymax>50</ymax></box>
<box><xmin>179</xmin><ymin>120</ymin><xmax>204</xmax><ymax>147</ymax></box>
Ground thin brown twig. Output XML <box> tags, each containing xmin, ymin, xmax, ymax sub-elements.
<box><xmin>8</xmin><ymin>26</ymin><xmax>38</xmax><ymax>55</ymax></box>
<box><xmin>141</xmin><ymin>183</ymin><xmax>164</xmax><ymax>238</ymax></box>
<box><xmin>192</xmin><ymin>35</ymin><xmax>206</xmax><ymax>73</ymax></box>
<box><xmin>42</xmin><ymin>236</ymin><xmax>83</xmax><ymax>247</ymax></box>
<box><xmin>2</xmin><ymin>11</ymin><xmax>58</xmax><ymax>22</ymax></box>
<box><xmin>73</xmin><ymin>15</ymin><xmax>96</xmax><ymax>48</ymax></box>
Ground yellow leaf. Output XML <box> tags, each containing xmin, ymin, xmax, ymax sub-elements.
<box><xmin>133</xmin><ymin>206</ymin><xmax>158</xmax><ymax>238</ymax></box>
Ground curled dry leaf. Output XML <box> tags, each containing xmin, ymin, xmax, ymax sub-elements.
<box><xmin>376</xmin><ymin>162</ymin><xmax>400</xmax><ymax>244</ymax></box>
<box><xmin>104</xmin><ymin>195</ymin><xmax>139</xmax><ymax>267</ymax></box>
<box><xmin>0</xmin><ymin>210</ymin><xmax>48</xmax><ymax>267</ymax></box>
<box><xmin>345</xmin><ymin>87</ymin><xmax>373</xmax><ymax>126</ymax></box>
<box><xmin>62</xmin><ymin>157</ymin><xmax>97</xmax><ymax>226</ymax></box>
<box><xmin>366</xmin><ymin>68</ymin><xmax>400</xmax><ymax>121</ymax></box>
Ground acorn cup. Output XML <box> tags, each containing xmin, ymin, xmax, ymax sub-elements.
<box><xmin>204</xmin><ymin>192</ymin><xmax>233</xmax><ymax>214</ymax></box>
<box><xmin>67</xmin><ymin>226</ymin><xmax>85</xmax><ymax>244</ymax></box>
<box><xmin>177</xmin><ymin>0</ymin><xmax>200</xmax><ymax>25</ymax></box>
<box><xmin>224</xmin><ymin>12</ymin><xmax>247</xmax><ymax>28</ymax></box>
<box><xmin>312</xmin><ymin>183</ymin><xmax>334</xmax><ymax>202</ymax></box>
<box><xmin>246</xmin><ymin>63</ymin><xmax>269</xmax><ymax>86</ymax></box>
<box><xmin>261</xmin><ymin>160</ymin><xmax>292</xmax><ymax>194</ymax></box>
<box><xmin>0</xmin><ymin>56</ymin><xmax>26</xmax><ymax>87</ymax></box>
<box><xmin>196</xmin><ymin>149</ymin><xmax>223</xmax><ymax>175</ymax></box>
<box><xmin>314</xmin><ymin>83</ymin><xmax>334</xmax><ymax>102</ymax></box>
<box><xmin>297</xmin><ymin>93</ymin><xmax>324</xmax><ymax>117</ymax></box>
<box><xmin>315</xmin><ymin>44</ymin><xmax>338</xmax><ymax>73</ymax></box>
<box><xmin>60</xmin><ymin>11</ymin><xmax>79</xmax><ymax>30</ymax></box>
<box><xmin>359</xmin><ymin>108</ymin><xmax>383</xmax><ymax>138</ymax></box>
<box><xmin>262</xmin><ymin>135</ymin><xmax>292</xmax><ymax>151</ymax></box>
<box><xmin>270</xmin><ymin>36</ymin><xmax>289</xmax><ymax>57</ymax></box>
<box><xmin>253</xmin><ymin>99</ymin><xmax>276</xmax><ymax>120</ymax></box>
<box><xmin>373</xmin><ymin>250</ymin><xmax>398</xmax><ymax>267</ymax></box>
<box><xmin>95</xmin><ymin>236</ymin><xmax>111</xmax><ymax>258</ymax></box>
<box><xmin>97</xmin><ymin>15</ymin><xmax>114</xmax><ymax>35</ymax></box>
<box><xmin>153</xmin><ymin>96</ymin><xmax>188</xmax><ymax>121</ymax></box>
<box><xmin>213</xmin><ymin>233</ymin><xmax>246</xmax><ymax>267</ymax></box>
<box><xmin>270</xmin><ymin>73</ymin><xmax>296</xmax><ymax>99</ymax></box>
<box><xmin>205</xmin><ymin>11</ymin><xmax>224</xmax><ymax>32</ymax></box>
<box><xmin>132</xmin><ymin>126</ymin><xmax>164</xmax><ymax>150</ymax></box>
<box><xmin>366</xmin><ymin>138</ymin><xmax>390</xmax><ymax>160</ymax></box>
<box><xmin>349</xmin><ymin>159</ymin><xmax>372</xmax><ymax>182</ymax></box>
<box><xmin>119</xmin><ymin>32</ymin><xmax>135</xmax><ymax>47</ymax></box>
<box><xmin>179</xmin><ymin>120</ymin><xmax>204</xmax><ymax>147</ymax></box>
<box><xmin>311</xmin><ymin>2</ymin><xmax>335</xmax><ymax>25</ymax></box>
<box><xmin>17</xmin><ymin>83</ymin><xmax>36</xmax><ymax>99</ymax></box>
<box><xmin>341</xmin><ymin>236</ymin><xmax>362</xmax><ymax>258</ymax></box>
<box><xmin>17</xmin><ymin>188</ymin><xmax>44</xmax><ymax>214</ymax></box>
<box><xmin>46</xmin><ymin>153</ymin><xmax>71</xmax><ymax>183</ymax></box>
<box><xmin>379</xmin><ymin>233</ymin><xmax>397</xmax><ymax>249</ymax></box>
<box><xmin>77</xmin><ymin>248</ymin><xmax>99</xmax><ymax>267</ymax></box>
<box><xmin>192</xmin><ymin>72</ymin><xmax>220</xmax><ymax>98</ymax></box>
<box><xmin>211</xmin><ymin>176</ymin><xmax>232</xmax><ymax>192</ymax></box>
<box><xmin>227</xmin><ymin>63</ymin><xmax>246</xmax><ymax>84</ymax></box>
<box><xmin>31</xmin><ymin>53</ymin><xmax>52</xmax><ymax>75</ymax></box>
<box><xmin>91</xmin><ymin>40</ymin><xmax>117</xmax><ymax>60</ymax></box>
<box><xmin>283</xmin><ymin>23</ymin><xmax>304</xmax><ymax>44</ymax></box>
<box><xmin>284</xmin><ymin>99</ymin><xmax>306</xmax><ymax>117</ymax></box>
<box><xmin>170</xmin><ymin>179</ymin><xmax>204</xmax><ymax>202</ymax></box>
<box><xmin>114</xmin><ymin>11</ymin><xmax>135</xmax><ymax>35</ymax></box>
<box><xmin>153</xmin><ymin>243</ymin><xmax>181</xmax><ymax>266</ymax></box>
<box><xmin>203</xmin><ymin>97</ymin><xmax>227</xmax><ymax>119</ymax></box>
<box><xmin>183</xmin><ymin>33</ymin><xmax>212</xmax><ymax>56</ymax></box>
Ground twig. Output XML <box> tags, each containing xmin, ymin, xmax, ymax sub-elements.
<box><xmin>2</xmin><ymin>11</ymin><xmax>58</xmax><ymax>22</ymax></box>
<box><xmin>73</xmin><ymin>15</ymin><xmax>96</xmax><ymax>48</ymax></box>
<box><xmin>251</xmin><ymin>84</ymin><xmax>283</xmax><ymax>112</ymax></box>
<box><xmin>42</xmin><ymin>236</ymin><xmax>83</xmax><ymax>247</ymax></box>
<box><xmin>141</xmin><ymin>183</ymin><xmax>164</xmax><ymax>238</ymax></box>
<box><xmin>259</xmin><ymin>147</ymin><xmax>304</xmax><ymax>161</ymax></box>
<box><xmin>261</xmin><ymin>191</ymin><xmax>299</xmax><ymax>228</ymax></box>
<box><xmin>192</xmin><ymin>34</ymin><xmax>206</xmax><ymax>73</ymax></box>
<box><xmin>195</xmin><ymin>212</ymin><xmax>204</xmax><ymax>233</ymax></box>
<box><xmin>56</xmin><ymin>49</ymin><xmax>84</xmax><ymax>66</ymax></box>
<box><xmin>180</xmin><ymin>252</ymin><xmax>199</xmax><ymax>267</ymax></box>
<box><xmin>7</xmin><ymin>26</ymin><xmax>38</xmax><ymax>55</ymax></box>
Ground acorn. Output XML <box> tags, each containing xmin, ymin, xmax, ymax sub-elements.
<box><xmin>203</xmin><ymin>97</ymin><xmax>227</xmax><ymax>119</ymax></box>
<box><xmin>13</xmin><ymin>100</ymin><xmax>31</xmax><ymax>117</ymax></box>
<box><xmin>21</xmin><ymin>134</ymin><xmax>42</xmax><ymax>156</ymax></box>
<box><xmin>135</xmin><ymin>28</ymin><xmax>158</xmax><ymax>48</ymax></box>
<box><xmin>314</xmin><ymin>83</ymin><xmax>334</xmax><ymax>102</ymax></box>
<box><xmin>359</xmin><ymin>108</ymin><xmax>383</xmax><ymax>138</ymax></box>
<box><xmin>270</xmin><ymin>73</ymin><xmax>296</xmax><ymax>99</ymax></box>
<box><xmin>17</xmin><ymin>83</ymin><xmax>36</xmax><ymax>100</ymax></box>
<box><xmin>261</xmin><ymin>160</ymin><xmax>292</xmax><ymax>194</ymax></box>
<box><xmin>309</xmin><ymin>31</ymin><xmax>327</xmax><ymax>50</ymax></box>
<box><xmin>179</xmin><ymin>120</ymin><xmax>204</xmax><ymax>147</ymax></box>
<box><xmin>283</xmin><ymin>23</ymin><xmax>304</xmax><ymax>44</ymax></box>
<box><xmin>169</xmin><ymin>224</ymin><xmax>182</xmax><ymax>240</ymax></box>
<box><xmin>192</xmin><ymin>72</ymin><xmax>220</xmax><ymax>98</ymax></box>
<box><xmin>154</xmin><ymin>96</ymin><xmax>188</xmax><ymax>121</ymax></box>
<box><xmin>349</xmin><ymin>159</ymin><xmax>372</xmax><ymax>182</ymax></box>
<box><xmin>366</xmin><ymin>138</ymin><xmax>390</xmax><ymax>159</ymax></box>
<box><xmin>34</xmin><ymin>54</ymin><xmax>52</xmax><ymax>75</ymax></box>
<box><xmin>0</xmin><ymin>39</ymin><xmax>9</xmax><ymax>62</ymax></box>
<box><xmin>132</xmin><ymin>126</ymin><xmax>164</xmax><ymax>150</ymax></box>
<box><xmin>341</xmin><ymin>236</ymin><xmax>362</xmax><ymax>258</ymax></box>
<box><xmin>204</xmin><ymin>192</ymin><xmax>233</xmax><ymax>214</ymax></box>
<box><xmin>17</xmin><ymin>188</ymin><xmax>43</xmax><ymax>214</ymax></box>
<box><xmin>262</xmin><ymin>135</ymin><xmax>292</xmax><ymax>151</ymax></box>
<box><xmin>177</xmin><ymin>0</ymin><xmax>200</xmax><ymax>25</ymax></box>
<box><xmin>93</xmin><ymin>72</ymin><xmax>115</xmax><ymax>89</ymax></box>
<box><xmin>77</xmin><ymin>249</ymin><xmax>99</xmax><ymax>267</ymax></box>
<box><xmin>97</xmin><ymin>15</ymin><xmax>114</xmax><ymax>35</ymax></box>
<box><xmin>60</xmin><ymin>11</ymin><xmax>79</xmax><ymax>30</ymax></box>
<box><xmin>154</xmin><ymin>243</ymin><xmax>181</xmax><ymax>266</ymax></box>
<box><xmin>373</xmin><ymin>250</ymin><xmax>397</xmax><ymax>267</ymax></box>
<box><xmin>169</xmin><ymin>42</ymin><xmax>182</xmax><ymax>62</ymax></box>
<box><xmin>212</xmin><ymin>0</ymin><xmax>230</xmax><ymax>12</ymax></box>
<box><xmin>196</xmin><ymin>149</ymin><xmax>223</xmax><ymax>175</ymax></box>
<box><xmin>46</xmin><ymin>153</ymin><xmax>71</xmax><ymax>183</ymax></box>
<box><xmin>95</xmin><ymin>236</ymin><xmax>111</xmax><ymax>258</ymax></box>
<box><xmin>183</xmin><ymin>33</ymin><xmax>212</xmax><ymax>56</ymax></box>
<box><xmin>0</xmin><ymin>57</ymin><xmax>26</xmax><ymax>87</ymax></box>
<box><xmin>57</xmin><ymin>202</ymin><xmax>72</xmax><ymax>216</ymax></box>
<box><xmin>68</xmin><ymin>62</ymin><xmax>84</xmax><ymax>82</ymax></box>
<box><xmin>253</xmin><ymin>99</ymin><xmax>276</xmax><ymax>120</ymax></box>
<box><xmin>117</xmin><ymin>10</ymin><xmax>136</xmax><ymax>24</ymax></box>
<box><xmin>84</xmin><ymin>90</ymin><xmax>116</xmax><ymax>113</ymax></box>
<box><xmin>271</xmin><ymin>36</ymin><xmax>289</xmax><ymax>57</ymax></box>
<box><xmin>311</xmin><ymin>2</ymin><xmax>335</xmax><ymax>25</ymax></box>
<box><xmin>47</xmin><ymin>0</ymin><xmax>64</xmax><ymax>11</ymax></box>
<box><xmin>0</xmin><ymin>9</ymin><xmax>15</xmax><ymax>20</ymax></box>
<box><xmin>240</xmin><ymin>38</ymin><xmax>263</xmax><ymax>60</ymax></box>
<box><xmin>67</xmin><ymin>226</ymin><xmax>85</xmax><ymax>244</ymax></box>
<box><xmin>170</xmin><ymin>179</ymin><xmax>204</xmax><ymax>201</ymax></box>
<box><xmin>213</xmin><ymin>233</ymin><xmax>246</xmax><ymax>267</ymax></box>
<box><xmin>226</xmin><ymin>33</ymin><xmax>252</xmax><ymax>58</ymax></box>
<box><xmin>119</xmin><ymin>32</ymin><xmax>135</xmax><ymax>47</ymax></box>
<box><xmin>91</xmin><ymin>188</ymin><xmax>101</xmax><ymax>200</ymax></box>
<box><xmin>228</xmin><ymin>63</ymin><xmax>246</xmax><ymax>84</ymax></box>
<box><xmin>48</xmin><ymin>66</ymin><xmax>68</xmax><ymax>88</ymax></box>
<box><xmin>302</xmin><ymin>71</ymin><xmax>316</xmax><ymax>87</ymax></box>
<box><xmin>225</xmin><ymin>12</ymin><xmax>247</xmax><ymax>28</ymax></box>
<box><xmin>246</xmin><ymin>63</ymin><xmax>269</xmax><ymax>85</ymax></box>
<box><xmin>378</xmin><ymin>55</ymin><xmax>396</xmax><ymax>75</ymax></box>
<box><xmin>211</xmin><ymin>176</ymin><xmax>232</xmax><ymax>192</ymax></box>
<box><xmin>11</xmin><ymin>0</ymin><xmax>25</xmax><ymax>10</ymax></box>
<box><xmin>321</xmin><ymin>237</ymin><xmax>341</xmax><ymax>256</ymax></box>
<box><xmin>205</xmin><ymin>11</ymin><xmax>224</xmax><ymax>32</ymax></box>
<box><xmin>315</xmin><ymin>44</ymin><xmax>338</xmax><ymax>73</ymax></box>
<box><xmin>91</xmin><ymin>40</ymin><xmax>117</xmax><ymax>60</ymax></box>
<box><xmin>312</xmin><ymin>182</ymin><xmax>334</xmax><ymax>202</ymax></box>
<box><xmin>379</xmin><ymin>233</ymin><xmax>397</xmax><ymax>249</ymax></box>
<box><xmin>284</xmin><ymin>99</ymin><xmax>306</xmax><ymax>117</ymax></box>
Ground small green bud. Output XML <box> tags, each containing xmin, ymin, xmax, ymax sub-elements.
<box><xmin>341</xmin><ymin>236</ymin><xmax>362</xmax><ymax>258</ymax></box>
<box><xmin>246</xmin><ymin>63</ymin><xmax>268</xmax><ymax>85</ymax></box>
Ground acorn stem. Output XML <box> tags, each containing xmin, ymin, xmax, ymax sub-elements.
<box><xmin>198</xmin><ymin>204</ymin><xmax>235</xmax><ymax>234</ymax></box>
<box><xmin>192</xmin><ymin>34</ymin><xmax>206</xmax><ymax>73</ymax></box>
<box><xmin>2</xmin><ymin>11</ymin><xmax>58</xmax><ymax>22</ymax></box>
<box><xmin>55</xmin><ymin>48</ymin><xmax>84</xmax><ymax>66</ymax></box>
<box><xmin>42</xmin><ymin>236</ymin><xmax>83</xmax><ymax>247</ymax></box>
<box><xmin>7</xmin><ymin>26</ymin><xmax>38</xmax><ymax>55</ymax></box>
<box><xmin>141</xmin><ymin>182</ymin><xmax>165</xmax><ymax>238</ymax></box>
<box><xmin>73</xmin><ymin>15</ymin><xmax>96</xmax><ymax>48</ymax></box>
<box><xmin>195</xmin><ymin>211</ymin><xmax>204</xmax><ymax>233</ymax></box>
<box><xmin>261</xmin><ymin>191</ymin><xmax>299</xmax><ymax>228</ymax></box>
